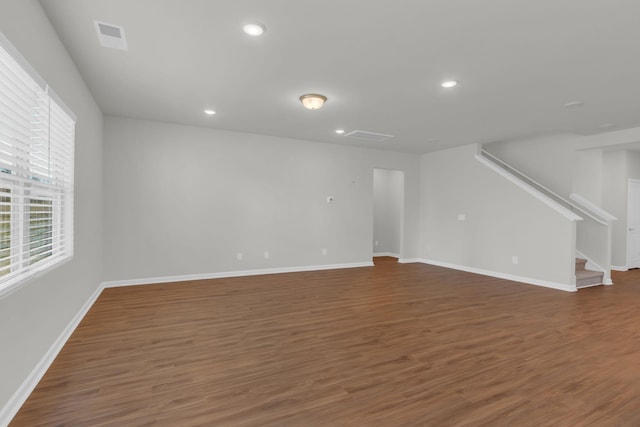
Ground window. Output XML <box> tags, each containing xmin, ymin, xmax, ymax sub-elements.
<box><xmin>0</xmin><ymin>34</ymin><xmax>75</xmax><ymax>296</ymax></box>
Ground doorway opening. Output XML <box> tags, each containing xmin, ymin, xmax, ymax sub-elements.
<box><xmin>372</xmin><ymin>168</ymin><xmax>404</xmax><ymax>263</ymax></box>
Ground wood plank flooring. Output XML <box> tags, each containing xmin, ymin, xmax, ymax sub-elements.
<box><xmin>10</xmin><ymin>258</ymin><xmax>640</xmax><ymax>426</ymax></box>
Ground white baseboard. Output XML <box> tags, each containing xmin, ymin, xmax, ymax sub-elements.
<box><xmin>611</xmin><ymin>265</ymin><xmax>628</xmax><ymax>271</ymax></box>
<box><xmin>372</xmin><ymin>252</ymin><xmax>400</xmax><ymax>258</ymax></box>
<box><xmin>418</xmin><ymin>258</ymin><xmax>577</xmax><ymax>292</ymax></box>
<box><xmin>398</xmin><ymin>258</ymin><xmax>421</xmax><ymax>264</ymax></box>
<box><xmin>102</xmin><ymin>262</ymin><xmax>374</xmax><ymax>288</ymax></box>
<box><xmin>0</xmin><ymin>283</ymin><xmax>104</xmax><ymax>427</ymax></box>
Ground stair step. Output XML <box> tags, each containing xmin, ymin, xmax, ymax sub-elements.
<box><xmin>575</xmin><ymin>258</ymin><xmax>587</xmax><ymax>271</ymax></box>
<box><xmin>576</xmin><ymin>269</ymin><xmax>603</xmax><ymax>288</ymax></box>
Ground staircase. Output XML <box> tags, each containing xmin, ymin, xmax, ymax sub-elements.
<box><xmin>576</xmin><ymin>258</ymin><xmax>604</xmax><ymax>288</ymax></box>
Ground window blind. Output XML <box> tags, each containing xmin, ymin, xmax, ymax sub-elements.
<box><xmin>0</xmin><ymin>34</ymin><xmax>75</xmax><ymax>295</ymax></box>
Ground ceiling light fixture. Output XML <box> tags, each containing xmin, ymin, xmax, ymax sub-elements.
<box><xmin>204</xmin><ymin>109</ymin><xmax>216</xmax><ymax>116</ymax></box>
<box><xmin>243</xmin><ymin>23</ymin><xmax>265</xmax><ymax>36</ymax></box>
<box><xmin>335</xmin><ymin>129</ymin><xmax>345</xmax><ymax>134</ymax></box>
<box><xmin>441</xmin><ymin>80</ymin><xmax>458</xmax><ymax>88</ymax></box>
<box><xmin>300</xmin><ymin>94</ymin><xmax>327</xmax><ymax>110</ymax></box>
<box><xmin>599</xmin><ymin>123</ymin><xmax>615</xmax><ymax>128</ymax></box>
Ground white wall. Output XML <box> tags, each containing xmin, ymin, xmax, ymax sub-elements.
<box><xmin>420</xmin><ymin>144</ymin><xmax>576</xmax><ymax>288</ymax></box>
<box><xmin>573</xmin><ymin>149</ymin><xmax>604</xmax><ymax>206</ymax></box>
<box><xmin>373</xmin><ymin>169</ymin><xmax>404</xmax><ymax>256</ymax></box>
<box><xmin>0</xmin><ymin>0</ymin><xmax>103</xmax><ymax>416</ymax></box>
<box><xmin>628</xmin><ymin>151</ymin><xmax>640</xmax><ymax>180</ymax></box>
<box><xmin>484</xmin><ymin>133</ymin><xmax>580</xmax><ymax>197</ymax></box>
<box><xmin>103</xmin><ymin>117</ymin><xmax>419</xmax><ymax>282</ymax></box>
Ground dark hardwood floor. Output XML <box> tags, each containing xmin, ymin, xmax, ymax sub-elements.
<box><xmin>10</xmin><ymin>258</ymin><xmax>640</xmax><ymax>426</ymax></box>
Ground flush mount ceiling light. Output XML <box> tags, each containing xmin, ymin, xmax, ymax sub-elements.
<box><xmin>243</xmin><ymin>23</ymin><xmax>265</xmax><ymax>36</ymax></box>
<box><xmin>335</xmin><ymin>129</ymin><xmax>345</xmax><ymax>134</ymax></box>
<box><xmin>203</xmin><ymin>109</ymin><xmax>216</xmax><ymax>116</ymax></box>
<box><xmin>441</xmin><ymin>80</ymin><xmax>458</xmax><ymax>88</ymax></box>
<box><xmin>299</xmin><ymin>94</ymin><xmax>327</xmax><ymax>110</ymax></box>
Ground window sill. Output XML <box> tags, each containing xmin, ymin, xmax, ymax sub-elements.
<box><xmin>0</xmin><ymin>255</ymin><xmax>73</xmax><ymax>299</ymax></box>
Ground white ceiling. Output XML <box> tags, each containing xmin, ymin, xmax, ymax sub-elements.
<box><xmin>39</xmin><ymin>0</ymin><xmax>640</xmax><ymax>153</ymax></box>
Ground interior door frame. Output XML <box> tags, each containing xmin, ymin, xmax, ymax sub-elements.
<box><xmin>627</xmin><ymin>179</ymin><xmax>640</xmax><ymax>269</ymax></box>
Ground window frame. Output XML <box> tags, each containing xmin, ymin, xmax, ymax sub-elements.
<box><xmin>0</xmin><ymin>33</ymin><xmax>75</xmax><ymax>297</ymax></box>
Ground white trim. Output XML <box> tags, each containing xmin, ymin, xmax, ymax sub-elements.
<box><xmin>373</xmin><ymin>252</ymin><xmax>400</xmax><ymax>258</ymax></box>
<box><xmin>475</xmin><ymin>154</ymin><xmax>583</xmax><ymax>222</ymax></box>
<box><xmin>628</xmin><ymin>179</ymin><xmax>640</xmax><ymax>269</ymax></box>
<box><xmin>0</xmin><ymin>283</ymin><xmax>104</xmax><ymax>427</ymax></box>
<box><xmin>417</xmin><ymin>258</ymin><xmax>577</xmax><ymax>292</ymax></box>
<box><xmin>398</xmin><ymin>258</ymin><xmax>421</xmax><ymax>264</ymax></box>
<box><xmin>569</xmin><ymin>193</ymin><xmax>617</xmax><ymax>222</ymax></box>
<box><xmin>102</xmin><ymin>262</ymin><xmax>374</xmax><ymax>288</ymax></box>
<box><xmin>611</xmin><ymin>265</ymin><xmax>628</xmax><ymax>272</ymax></box>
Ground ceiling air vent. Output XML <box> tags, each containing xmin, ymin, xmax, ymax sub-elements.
<box><xmin>94</xmin><ymin>21</ymin><xmax>128</xmax><ymax>50</ymax></box>
<box><xmin>344</xmin><ymin>130</ymin><xmax>394</xmax><ymax>142</ymax></box>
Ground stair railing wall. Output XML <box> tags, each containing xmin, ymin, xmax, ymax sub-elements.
<box><xmin>479</xmin><ymin>150</ymin><xmax>615</xmax><ymax>285</ymax></box>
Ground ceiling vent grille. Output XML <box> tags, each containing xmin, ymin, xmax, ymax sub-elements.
<box><xmin>344</xmin><ymin>130</ymin><xmax>394</xmax><ymax>142</ymax></box>
<box><xmin>94</xmin><ymin>21</ymin><xmax>128</xmax><ymax>50</ymax></box>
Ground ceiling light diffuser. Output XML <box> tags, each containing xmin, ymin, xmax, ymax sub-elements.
<box><xmin>204</xmin><ymin>109</ymin><xmax>216</xmax><ymax>115</ymax></box>
<box><xmin>335</xmin><ymin>129</ymin><xmax>345</xmax><ymax>134</ymax></box>
<box><xmin>441</xmin><ymin>80</ymin><xmax>458</xmax><ymax>88</ymax></box>
<box><xmin>300</xmin><ymin>94</ymin><xmax>327</xmax><ymax>110</ymax></box>
<box><xmin>243</xmin><ymin>23</ymin><xmax>265</xmax><ymax>36</ymax></box>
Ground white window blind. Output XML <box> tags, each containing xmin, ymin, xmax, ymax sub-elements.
<box><xmin>0</xmin><ymin>34</ymin><xmax>75</xmax><ymax>296</ymax></box>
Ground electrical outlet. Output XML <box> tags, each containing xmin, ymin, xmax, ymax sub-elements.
<box><xmin>458</xmin><ymin>214</ymin><xmax>466</xmax><ymax>221</ymax></box>
<box><xmin>375</xmin><ymin>240</ymin><xmax>379</xmax><ymax>247</ymax></box>
<box><xmin>264</xmin><ymin>251</ymin><xmax>270</xmax><ymax>259</ymax></box>
<box><xmin>237</xmin><ymin>253</ymin><xmax>243</xmax><ymax>261</ymax></box>
<box><xmin>322</xmin><ymin>248</ymin><xmax>327</xmax><ymax>255</ymax></box>
<box><xmin>512</xmin><ymin>256</ymin><xmax>519</xmax><ymax>265</ymax></box>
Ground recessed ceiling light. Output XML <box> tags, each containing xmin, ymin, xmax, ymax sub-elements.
<box><xmin>335</xmin><ymin>129</ymin><xmax>345</xmax><ymax>134</ymax></box>
<box><xmin>203</xmin><ymin>109</ymin><xmax>216</xmax><ymax>116</ymax></box>
<box><xmin>243</xmin><ymin>23</ymin><xmax>265</xmax><ymax>36</ymax></box>
<box><xmin>299</xmin><ymin>94</ymin><xmax>327</xmax><ymax>110</ymax></box>
<box><xmin>441</xmin><ymin>80</ymin><xmax>458</xmax><ymax>88</ymax></box>
<box><xmin>563</xmin><ymin>101</ymin><xmax>584</xmax><ymax>108</ymax></box>
<box><xmin>599</xmin><ymin>123</ymin><xmax>615</xmax><ymax>128</ymax></box>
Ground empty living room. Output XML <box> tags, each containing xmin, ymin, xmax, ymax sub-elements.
<box><xmin>3</xmin><ymin>1</ymin><xmax>640</xmax><ymax>425</ymax></box>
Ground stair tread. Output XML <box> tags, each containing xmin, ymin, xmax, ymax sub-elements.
<box><xmin>574</xmin><ymin>259</ymin><xmax>604</xmax><ymax>288</ymax></box>
<box><xmin>576</xmin><ymin>269</ymin><xmax>603</xmax><ymax>279</ymax></box>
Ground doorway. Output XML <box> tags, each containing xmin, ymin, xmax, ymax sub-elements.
<box><xmin>628</xmin><ymin>179</ymin><xmax>640</xmax><ymax>269</ymax></box>
<box><xmin>372</xmin><ymin>168</ymin><xmax>404</xmax><ymax>260</ymax></box>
